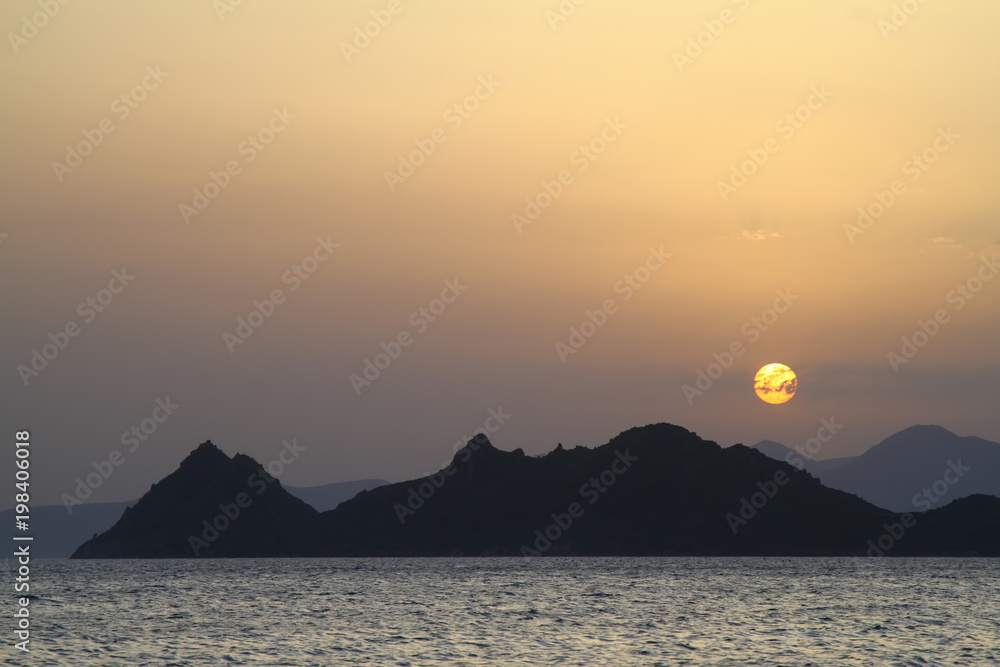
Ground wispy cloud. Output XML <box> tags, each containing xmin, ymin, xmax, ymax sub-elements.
<box><xmin>741</xmin><ymin>229</ymin><xmax>782</xmax><ymax>241</ymax></box>
<box><xmin>932</xmin><ymin>237</ymin><xmax>963</xmax><ymax>249</ymax></box>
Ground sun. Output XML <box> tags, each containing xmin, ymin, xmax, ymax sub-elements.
<box><xmin>754</xmin><ymin>363</ymin><xmax>797</xmax><ymax>405</ymax></box>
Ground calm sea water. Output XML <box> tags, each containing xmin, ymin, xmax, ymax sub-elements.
<box><xmin>6</xmin><ymin>558</ymin><xmax>999</xmax><ymax>666</ymax></box>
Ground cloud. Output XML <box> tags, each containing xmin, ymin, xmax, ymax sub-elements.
<box><xmin>932</xmin><ymin>237</ymin><xmax>963</xmax><ymax>249</ymax></box>
<box><xmin>740</xmin><ymin>229</ymin><xmax>782</xmax><ymax>241</ymax></box>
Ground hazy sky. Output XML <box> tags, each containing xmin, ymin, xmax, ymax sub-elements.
<box><xmin>2</xmin><ymin>0</ymin><xmax>999</xmax><ymax>508</ymax></box>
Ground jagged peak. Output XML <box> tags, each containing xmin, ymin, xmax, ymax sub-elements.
<box><xmin>449</xmin><ymin>434</ymin><xmax>529</xmax><ymax>466</ymax></box>
<box><xmin>179</xmin><ymin>440</ymin><xmax>231</xmax><ymax>468</ymax></box>
<box><xmin>232</xmin><ymin>452</ymin><xmax>260</xmax><ymax>466</ymax></box>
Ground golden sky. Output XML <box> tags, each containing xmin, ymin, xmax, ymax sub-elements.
<box><xmin>2</xmin><ymin>0</ymin><xmax>999</xmax><ymax>504</ymax></box>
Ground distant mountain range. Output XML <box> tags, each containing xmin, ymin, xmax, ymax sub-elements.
<box><xmin>752</xmin><ymin>425</ymin><xmax>1000</xmax><ymax>512</ymax></box>
<box><xmin>2</xmin><ymin>477</ymin><xmax>387</xmax><ymax>558</ymax></box>
<box><xmin>750</xmin><ymin>440</ymin><xmax>857</xmax><ymax>476</ymax></box>
<box><xmin>72</xmin><ymin>424</ymin><xmax>1000</xmax><ymax>559</ymax></box>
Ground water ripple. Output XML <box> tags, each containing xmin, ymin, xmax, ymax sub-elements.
<box><xmin>7</xmin><ymin>558</ymin><xmax>999</xmax><ymax>666</ymax></box>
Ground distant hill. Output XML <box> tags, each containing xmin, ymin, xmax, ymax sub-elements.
<box><xmin>4</xmin><ymin>477</ymin><xmax>388</xmax><ymax>558</ymax></box>
<box><xmin>1</xmin><ymin>501</ymin><xmax>133</xmax><ymax>559</ymax></box>
<box><xmin>751</xmin><ymin>440</ymin><xmax>856</xmax><ymax>476</ymax></box>
<box><xmin>895</xmin><ymin>494</ymin><xmax>1000</xmax><ymax>556</ymax></box>
<box><xmin>73</xmin><ymin>425</ymin><xmax>1000</xmax><ymax>558</ymax></box>
<box><xmin>817</xmin><ymin>425</ymin><xmax>1000</xmax><ymax>512</ymax></box>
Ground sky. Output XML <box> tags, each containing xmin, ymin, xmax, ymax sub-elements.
<box><xmin>2</xmin><ymin>0</ymin><xmax>999</xmax><ymax>509</ymax></box>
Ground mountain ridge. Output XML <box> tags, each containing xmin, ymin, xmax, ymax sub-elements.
<box><xmin>72</xmin><ymin>424</ymin><xmax>1000</xmax><ymax>558</ymax></box>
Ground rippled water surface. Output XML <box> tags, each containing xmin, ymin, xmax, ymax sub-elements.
<box><xmin>9</xmin><ymin>558</ymin><xmax>1000</xmax><ymax>665</ymax></box>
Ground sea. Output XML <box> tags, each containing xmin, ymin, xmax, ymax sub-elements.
<box><xmin>7</xmin><ymin>558</ymin><xmax>999</xmax><ymax>666</ymax></box>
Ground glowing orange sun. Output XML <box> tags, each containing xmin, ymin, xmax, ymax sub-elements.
<box><xmin>754</xmin><ymin>363</ymin><xmax>797</xmax><ymax>405</ymax></box>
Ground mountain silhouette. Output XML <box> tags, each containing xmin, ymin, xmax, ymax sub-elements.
<box><xmin>72</xmin><ymin>425</ymin><xmax>1000</xmax><ymax>558</ymax></box>
<box><xmin>72</xmin><ymin>441</ymin><xmax>317</xmax><ymax>558</ymax></box>
<box><xmin>816</xmin><ymin>425</ymin><xmax>1000</xmax><ymax>512</ymax></box>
